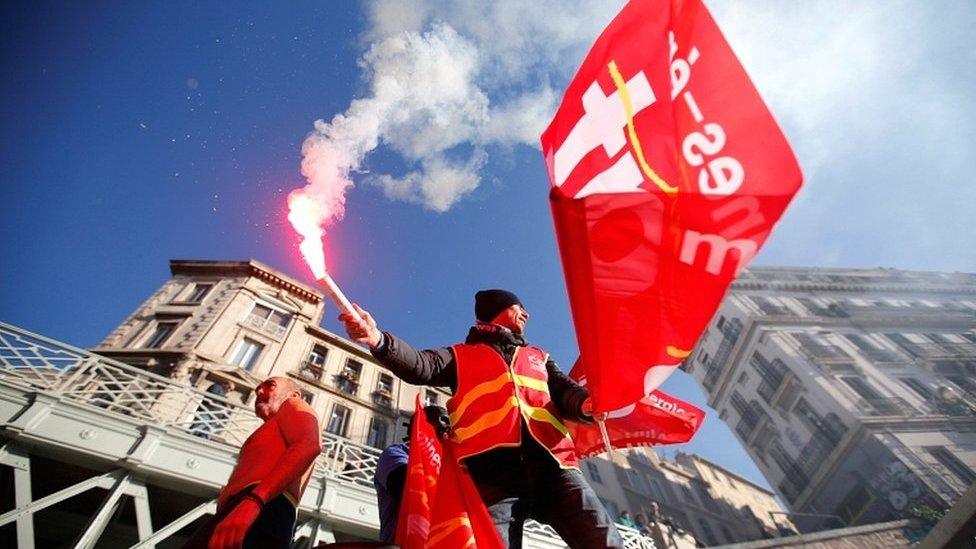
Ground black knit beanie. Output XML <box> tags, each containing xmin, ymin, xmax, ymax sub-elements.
<box><xmin>475</xmin><ymin>289</ymin><xmax>523</xmax><ymax>322</ymax></box>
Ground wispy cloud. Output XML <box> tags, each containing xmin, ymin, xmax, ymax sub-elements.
<box><xmin>710</xmin><ymin>0</ymin><xmax>976</xmax><ymax>271</ymax></box>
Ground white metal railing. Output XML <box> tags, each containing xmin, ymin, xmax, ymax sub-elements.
<box><xmin>0</xmin><ymin>320</ymin><xmax>376</xmax><ymax>475</ymax></box>
<box><xmin>243</xmin><ymin>312</ymin><xmax>288</xmax><ymax>338</ymax></box>
<box><xmin>295</xmin><ymin>359</ymin><xmax>326</xmax><ymax>383</ymax></box>
<box><xmin>0</xmin><ymin>320</ymin><xmax>654</xmax><ymax>548</ymax></box>
<box><xmin>618</xmin><ymin>524</ymin><xmax>659</xmax><ymax>549</ymax></box>
<box><xmin>521</xmin><ymin>520</ymin><xmax>656</xmax><ymax>549</ymax></box>
<box><xmin>908</xmin><ymin>341</ymin><xmax>976</xmax><ymax>359</ymax></box>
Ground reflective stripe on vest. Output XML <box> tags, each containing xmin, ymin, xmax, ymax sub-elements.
<box><xmin>447</xmin><ymin>343</ymin><xmax>579</xmax><ymax>468</ymax></box>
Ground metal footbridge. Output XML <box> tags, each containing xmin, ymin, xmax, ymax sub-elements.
<box><xmin>0</xmin><ymin>321</ymin><xmax>654</xmax><ymax>548</ymax></box>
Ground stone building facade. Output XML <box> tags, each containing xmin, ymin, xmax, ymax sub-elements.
<box><xmin>684</xmin><ymin>267</ymin><xmax>976</xmax><ymax>532</ymax></box>
<box><xmin>94</xmin><ymin>259</ymin><xmax>449</xmax><ymax>449</ymax></box>
<box><xmin>583</xmin><ymin>447</ymin><xmax>792</xmax><ymax>546</ymax></box>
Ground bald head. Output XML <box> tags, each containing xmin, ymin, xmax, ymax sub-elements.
<box><xmin>254</xmin><ymin>376</ymin><xmax>302</xmax><ymax>420</ymax></box>
<box><xmin>275</xmin><ymin>376</ymin><xmax>300</xmax><ymax>395</ymax></box>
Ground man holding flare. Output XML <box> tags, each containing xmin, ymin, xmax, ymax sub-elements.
<box><xmin>341</xmin><ymin>289</ymin><xmax>623</xmax><ymax>548</ymax></box>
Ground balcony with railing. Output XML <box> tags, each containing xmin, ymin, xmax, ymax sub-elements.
<box><xmin>752</xmin><ymin>297</ymin><xmax>793</xmax><ymax>317</ymax></box>
<box><xmin>335</xmin><ymin>371</ymin><xmax>359</xmax><ymax>395</ymax></box>
<box><xmin>905</xmin><ymin>342</ymin><xmax>976</xmax><ymax>360</ymax></box>
<box><xmin>806</xmin><ymin>303</ymin><xmax>849</xmax><ymax>319</ymax></box>
<box><xmin>294</xmin><ymin>359</ymin><xmax>325</xmax><ymax>383</ymax></box>
<box><xmin>931</xmin><ymin>399</ymin><xmax>976</xmax><ymax>418</ymax></box>
<box><xmin>850</xmin><ymin>396</ymin><xmax>914</xmax><ymax>417</ymax></box>
<box><xmin>798</xmin><ymin>343</ymin><xmax>850</xmax><ymax>362</ymax></box>
<box><xmin>371</xmin><ymin>389</ymin><xmax>393</xmax><ymax>408</ymax></box>
<box><xmin>0</xmin><ymin>321</ymin><xmax>657</xmax><ymax>548</ymax></box>
<box><xmin>242</xmin><ymin>312</ymin><xmax>289</xmax><ymax>338</ymax></box>
<box><xmin>840</xmin><ymin>303</ymin><xmax>975</xmax><ymax>324</ymax></box>
<box><xmin>852</xmin><ymin>346</ymin><xmax>904</xmax><ymax>363</ymax></box>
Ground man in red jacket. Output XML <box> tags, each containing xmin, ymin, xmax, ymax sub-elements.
<box><xmin>341</xmin><ymin>289</ymin><xmax>622</xmax><ymax>548</ymax></box>
<box><xmin>184</xmin><ymin>376</ymin><xmax>321</xmax><ymax>549</ymax></box>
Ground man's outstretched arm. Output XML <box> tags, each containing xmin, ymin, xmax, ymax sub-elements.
<box><xmin>208</xmin><ymin>398</ymin><xmax>321</xmax><ymax>549</ymax></box>
<box><xmin>340</xmin><ymin>304</ymin><xmax>457</xmax><ymax>389</ymax></box>
<box><xmin>372</xmin><ymin>331</ymin><xmax>456</xmax><ymax>389</ymax></box>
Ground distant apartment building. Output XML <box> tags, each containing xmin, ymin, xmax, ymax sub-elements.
<box><xmin>583</xmin><ymin>448</ymin><xmax>792</xmax><ymax>546</ymax></box>
<box><xmin>684</xmin><ymin>267</ymin><xmax>976</xmax><ymax>531</ymax></box>
<box><xmin>94</xmin><ymin>259</ymin><xmax>449</xmax><ymax>449</ymax></box>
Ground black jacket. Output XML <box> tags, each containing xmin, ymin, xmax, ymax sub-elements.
<box><xmin>371</xmin><ymin>325</ymin><xmax>591</xmax><ymax>423</ymax></box>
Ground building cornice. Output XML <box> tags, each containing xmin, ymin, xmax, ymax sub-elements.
<box><xmin>746</xmin><ymin>314</ymin><xmax>975</xmax><ymax>332</ymax></box>
<box><xmin>733</xmin><ymin>280</ymin><xmax>976</xmax><ymax>295</ymax></box>
<box><xmin>734</xmin><ymin>266</ymin><xmax>976</xmax><ymax>295</ymax></box>
<box><xmin>169</xmin><ymin>259</ymin><xmax>324</xmax><ymax>304</ymax></box>
<box><xmin>657</xmin><ymin>460</ymin><xmax>696</xmax><ymax>480</ymax></box>
<box><xmin>860</xmin><ymin>415</ymin><xmax>976</xmax><ymax>431</ymax></box>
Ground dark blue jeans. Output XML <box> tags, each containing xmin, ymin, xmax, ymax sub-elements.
<box><xmin>466</xmin><ymin>436</ymin><xmax>623</xmax><ymax>548</ymax></box>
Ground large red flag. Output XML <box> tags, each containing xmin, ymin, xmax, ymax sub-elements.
<box><xmin>395</xmin><ymin>397</ymin><xmax>502</xmax><ymax>549</ymax></box>
<box><xmin>567</xmin><ymin>361</ymin><xmax>705</xmax><ymax>458</ymax></box>
<box><xmin>542</xmin><ymin>0</ymin><xmax>802</xmax><ymax>413</ymax></box>
<box><xmin>426</xmin><ymin>443</ymin><xmax>501</xmax><ymax>548</ymax></box>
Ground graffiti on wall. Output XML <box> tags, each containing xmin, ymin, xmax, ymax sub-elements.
<box><xmin>869</xmin><ymin>459</ymin><xmax>934</xmax><ymax>513</ymax></box>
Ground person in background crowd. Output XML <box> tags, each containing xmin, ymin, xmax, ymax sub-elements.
<box><xmin>634</xmin><ymin>512</ymin><xmax>654</xmax><ymax>537</ymax></box>
<box><xmin>616</xmin><ymin>510</ymin><xmax>638</xmax><ymax>529</ymax></box>
<box><xmin>647</xmin><ymin>501</ymin><xmax>686</xmax><ymax>549</ymax></box>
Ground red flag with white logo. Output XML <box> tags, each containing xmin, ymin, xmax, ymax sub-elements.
<box><xmin>541</xmin><ymin>0</ymin><xmax>802</xmax><ymax>413</ymax></box>
<box><xmin>568</xmin><ymin>361</ymin><xmax>705</xmax><ymax>457</ymax></box>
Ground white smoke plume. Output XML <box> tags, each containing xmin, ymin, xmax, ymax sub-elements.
<box><xmin>291</xmin><ymin>22</ymin><xmax>486</xmax><ymax>229</ymax></box>
<box><xmin>289</xmin><ymin>0</ymin><xmax>623</xmax><ymax>230</ymax></box>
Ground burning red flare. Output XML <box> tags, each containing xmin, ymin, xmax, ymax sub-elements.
<box><xmin>287</xmin><ymin>193</ymin><xmax>327</xmax><ymax>280</ymax></box>
<box><xmin>287</xmin><ymin>191</ymin><xmax>362</xmax><ymax>322</ymax></box>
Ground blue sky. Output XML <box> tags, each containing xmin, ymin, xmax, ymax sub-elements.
<box><xmin>2</xmin><ymin>1</ymin><xmax>974</xmax><ymax>490</ymax></box>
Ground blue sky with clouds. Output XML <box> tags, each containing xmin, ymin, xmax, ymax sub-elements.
<box><xmin>2</xmin><ymin>1</ymin><xmax>974</xmax><ymax>489</ymax></box>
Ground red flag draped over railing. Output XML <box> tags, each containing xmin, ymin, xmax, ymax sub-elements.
<box><xmin>542</xmin><ymin>0</ymin><xmax>803</xmax><ymax>413</ymax></box>
<box><xmin>395</xmin><ymin>397</ymin><xmax>502</xmax><ymax>549</ymax></box>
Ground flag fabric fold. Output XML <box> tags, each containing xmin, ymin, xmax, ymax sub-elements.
<box><xmin>395</xmin><ymin>397</ymin><xmax>502</xmax><ymax>549</ymax></box>
<box><xmin>542</xmin><ymin>0</ymin><xmax>803</xmax><ymax>414</ymax></box>
<box><xmin>568</xmin><ymin>361</ymin><xmax>705</xmax><ymax>458</ymax></box>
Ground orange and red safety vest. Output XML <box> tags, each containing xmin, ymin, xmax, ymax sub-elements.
<box><xmin>446</xmin><ymin>343</ymin><xmax>579</xmax><ymax>469</ymax></box>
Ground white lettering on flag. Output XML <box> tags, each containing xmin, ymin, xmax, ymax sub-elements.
<box><xmin>678</xmin><ymin>230</ymin><xmax>757</xmax><ymax>275</ymax></box>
